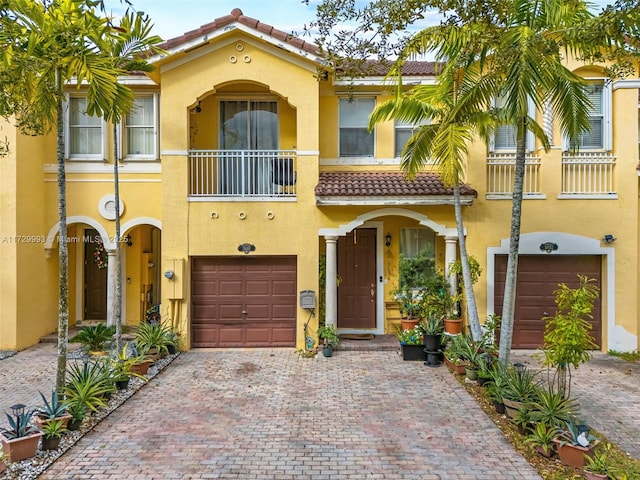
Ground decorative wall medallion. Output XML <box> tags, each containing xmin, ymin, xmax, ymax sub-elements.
<box><xmin>98</xmin><ymin>194</ymin><xmax>124</xmax><ymax>220</ymax></box>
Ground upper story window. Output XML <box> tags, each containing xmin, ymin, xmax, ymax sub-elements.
<box><xmin>395</xmin><ymin>118</ymin><xmax>430</xmax><ymax>158</ymax></box>
<box><xmin>490</xmin><ymin>95</ymin><xmax>535</xmax><ymax>153</ymax></box>
<box><xmin>563</xmin><ymin>79</ymin><xmax>612</xmax><ymax>152</ymax></box>
<box><xmin>339</xmin><ymin>97</ymin><xmax>374</xmax><ymax>157</ymax></box>
<box><xmin>122</xmin><ymin>94</ymin><xmax>158</xmax><ymax>160</ymax></box>
<box><xmin>65</xmin><ymin>96</ymin><xmax>106</xmax><ymax>160</ymax></box>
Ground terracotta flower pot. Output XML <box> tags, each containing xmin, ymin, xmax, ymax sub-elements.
<box><xmin>553</xmin><ymin>439</ymin><xmax>599</xmax><ymax>469</ymax></box>
<box><xmin>584</xmin><ymin>472</ymin><xmax>608</xmax><ymax>480</ymax></box>
<box><xmin>400</xmin><ymin>318</ymin><xmax>419</xmax><ymax>331</ymax></box>
<box><xmin>33</xmin><ymin>413</ymin><xmax>72</xmax><ymax>430</ymax></box>
<box><xmin>443</xmin><ymin>318</ymin><xmax>462</xmax><ymax>335</ymax></box>
<box><xmin>0</xmin><ymin>431</ymin><xmax>44</xmax><ymax>463</ymax></box>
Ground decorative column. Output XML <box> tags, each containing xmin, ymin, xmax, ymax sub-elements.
<box><xmin>444</xmin><ymin>236</ymin><xmax>458</xmax><ymax>298</ymax></box>
<box><xmin>324</xmin><ymin>235</ymin><xmax>339</xmax><ymax>327</ymax></box>
<box><xmin>106</xmin><ymin>249</ymin><xmax>116</xmax><ymax>326</ymax></box>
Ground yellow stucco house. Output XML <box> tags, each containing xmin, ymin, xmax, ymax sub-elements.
<box><xmin>1</xmin><ymin>8</ymin><xmax>639</xmax><ymax>353</ymax></box>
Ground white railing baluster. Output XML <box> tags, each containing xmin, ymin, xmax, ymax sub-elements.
<box><xmin>561</xmin><ymin>153</ymin><xmax>616</xmax><ymax>195</ymax></box>
<box><xmin>486</xmin><ymin>153</ymin><xmax>541</xmax><ymax>196</ymax></box>
<box><xmin>188</xmin><ymin>150</ymin><xmax>297</xmax><ymax>198</ymax></box>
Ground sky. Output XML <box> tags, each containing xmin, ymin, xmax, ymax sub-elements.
<box><xmin>103</xmin><ymin>0</ymin><xmax>613</xmax><ymax>44</ymax></box>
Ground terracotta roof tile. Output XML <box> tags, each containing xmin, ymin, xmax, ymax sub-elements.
<box><xmin>315</xmin><ymin>172</ymin><xmax>477</xmax><ymax>197</ymax></box>
<box><xmin>159</xmin><ymin>8</ymin><xmax>319</xmax><ymax>56</ymax></box>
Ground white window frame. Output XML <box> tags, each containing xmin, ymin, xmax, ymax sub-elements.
<box><xmin>395</xmin><ymin>118</ymin><xmax>430</xmax><ymax>158</ymax></box>
<box><xmin>64</xmin><ymin>95</ymin><xmax>107</xmax><ymax>161</ymax></box>
<box><xmin>339</xmin><ymin>97</ymin><xmax>375</xmax><ymax>158</ymax></box>
<box><xmin>489</xmin><ymin>96</ymin><xmax>535</xmax><ymax>153</ymax></box>
<box><xmin>563</xmin><ymin>78</ymin><xmax>612</xmax><ymax>152</ymax></box>
<box><xmin>118</xmin><ymin>93</ymin><xmax>159</xmax><ymax>161</ymax></box>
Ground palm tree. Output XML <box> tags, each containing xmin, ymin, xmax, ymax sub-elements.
<box><xmin>0</xmin><ymin>0</ymin><xmax>154</xmax><ymax>390</ymax></box>
<box><xmin>105</xmin><ymin>12</ymin><xmax>163</xmax><ymax>353</ymax></box>
<box><xmin>369</xmin><ymin>65</ymin><xmax>496</xmax><ymax>341</ymax></box>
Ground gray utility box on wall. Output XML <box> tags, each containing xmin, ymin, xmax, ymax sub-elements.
<box><xmin>299</xmin><ymin>290</ymin><xmax>316</xmax><ymax>309</ymax></box>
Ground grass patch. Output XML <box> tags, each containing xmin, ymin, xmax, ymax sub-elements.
<box><xmin>609</xmin><ymin>350</ymin><xmax>640</xmax><ymax>362</ymax></box>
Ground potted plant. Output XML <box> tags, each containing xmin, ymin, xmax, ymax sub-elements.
<box><xmin>528</xmin><ymin>387</ymin><xmax>579</xmax><ymax>428</ymax></box>
<box><xmin>393</xmin><ymin>285</ymin><xmax>422</xmax><ymax>330</ymax></box>
<box><xmin>110</xmin><ymin>343</ymin><xmax>150</xmax><ymax>389</ymax></box>
<box><xmin>553</xmin><ymin>417</ymin><xmax>600</xmax><ymax>469</ymax></box>
<box><xmin>65</xmin><ymin>400</ymin><xmax>86</xmax><ymax>431</ymax></box>
<box><xmin>70</xmin><ymin>323</ymin><xmax>116</xmax><ymax>355</ymax></box>
<box><xmin>420</xmin><ymin>314</ymin><xmax>443</xmax><ymax>351</ymax></box>
<box><xmin>501</xmin><ymin>365</ymin><xmax>542</xmax><ymax>419</ymax></box>
<box><xmin>317</xmin><ymin>324</ymin><xmax>340</xmax><ymax>357</ymax></box>
<box><xmin>134</xmin><ymin>320</ymin><xmax>176</xmax><ymax>360</ymax></box>
<box><xmin>64</xmin><ymin>360</ymin><xmax>114</xmax><ymax>414</ymax></box>
<box><xmin>524</xmin><ymin>422</ymin><xmax>559</xmax><ymax>458</ymax></box>
<box><xmin>512</xmin><ymin>407</ymin><xmax>533</xmax><ymax>435</ymax></box>
<box><xmin>40</xmin><ymin>417</ymin><xmax>67</xmax><ymax>451</ymax></box>
<box><xmin>33</xmin><ymin>389</ymin><xmax>72</xmax><ymax>430</ymax></box>
<box><xmin>397</xmin><ymin>326</ymin><xmax>425</xmax><ymax>361</ymax></box>
<box><xmin>443</xmin><ymin>348</ymin><xmax>467</xmax><ymax>375</ymax></box>
<box><xmin>584</xmin><ymin>442</ymin><xmax>615</xmax><ymax>480</ymax></box>
<box><xmin>0</xmin><ymin>404</ymin><xmax>43</xmax><ymax>462</ymax></box>
<box><xmin>542</xmin><ymin>275</ymin><xmax>599</xmax><ymax>398</ymax></box>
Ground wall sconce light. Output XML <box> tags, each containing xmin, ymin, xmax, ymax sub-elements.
<box><xmin>123</xmin><ymin>235</ymin><xmax>132</xmax><ymax>247</ymax></box>
<box><xmin>238</xmin><ymin>243</ymin><xmax>256</xmax><ymax>254</ymax></box>
<box><xmin>603</xmin><ymin>234</ymin><xmax>616</xmax><ymax>244</ymax></box>
<box><xmin>385</xmin><ymin>233</ymin><xmax>392</xmax><ymax>247</ymax></box>
<box><xmin>147</xmin><ymin>261</ymin><xmax>155</xmax><ymax>269</ymax></box>
<box><xmin>539</xmin><ymin>242</ymin><xmax>558</xmax><ymax>253</ymax></box>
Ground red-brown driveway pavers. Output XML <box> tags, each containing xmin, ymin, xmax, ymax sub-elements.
<box><xmin>36</xmin><ymin>349</ymin><xmax>541</xmax><ymax>480</ymax></box>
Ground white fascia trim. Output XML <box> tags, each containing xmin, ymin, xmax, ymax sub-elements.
<box><xmin>157</xmin><ymin>25</ymin><xmax>324</xmax><ymax>73</ymax></box>
<box><xmin>296</xmin><ymin>150</ymin><xmax>320</xmax><ymax>156</ymax></box>
<box><xmin>44</xmin><ymin>162</ymin><xmax>161</xmax><ymax>174</ymax></box>
<box><xmin>557</xmin><ymin>193</ymin><xmax>618</xmax><ymax>200</ymax></box>
<box><xmin>612</xmin><ymin>79</ymin><xmax>640</xmax><ymax>90</ymax></box>
<box><xmin>161</xmin><ymin>150</ymin><xmax>188</xmax><ymax>156</ymax></box>
<box><xmin>316</xmin><ymin>196</ymin><xmax>474</xmax><ymax>206</ymax></box>
<box><xmin>65</xmin><ymin>75</ymin><xmax>155</xmax><ymax>86</ymax></box>
<box><xmin>320</xmin><ymin>157</ymin><xmax>401</xmax><ymax>166</ymax></box>
<box><xmin>333</xmin><ymin>76</ymin><xmax>436</xmax><ymax>86</ymax></box>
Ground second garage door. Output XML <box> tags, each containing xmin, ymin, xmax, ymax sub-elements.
<box><xmin>494</xmin><ymin>255</ymin><xmax>602</xmax><ymax>349</ymax></box>
<box><xmin>191</xmin><ymin>256</ymin><xmax>297</xmax><ymax>348</ymax></box>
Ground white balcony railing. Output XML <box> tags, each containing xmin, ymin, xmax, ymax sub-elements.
<box><xmin>486</xmin><ymin>153</ymin><xmax>541</xmax><ymax>197</ymax></box>
<box><xmin>189</xmin><ymin>150</ymin><xmax>297</xmax><ymax>199</ymax></box>
<box><xmin>561</xmin><ymin>152</ymin><xmax>616</xmax><ymax>196</ymax></box>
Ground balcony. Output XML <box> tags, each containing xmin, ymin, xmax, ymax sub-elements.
<box><xmin>560</xmin><ymin>152</ymin><xmax>617</xmax><ymax>198</ymax></box>
<box><xmin>486</xmin><ymin>153</ymin><xmax>543</xmax><ymax>199</ymax></box>
<box><xmin>189</xmin><ymin>150</ymin><xmax>297</xmax><ymax>200</ymax></box>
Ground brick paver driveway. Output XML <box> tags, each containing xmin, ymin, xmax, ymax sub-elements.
<box><xmin>40</xmin><ymin>349</ymin><xmax>540</xmax><ymax>480</ymax></box>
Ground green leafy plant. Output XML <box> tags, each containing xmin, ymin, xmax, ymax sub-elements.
<box><xmin>317</xmin><ymin>324</ymin><xmax>340</xmax><ymax>347</ymax></box>
<box><xmin>393</xmin><ymin>285</ymin><xmax>422</xmax><ymax>320</ymax></box>
<box><xmin>529</xmin><ymin>387</ymin><xmax>579</xmax><ymax>428</ymax></box>
<box><xmin>397</xmin><ymin>248</ymin><xmax>437</xmax><ymax>288</ymax></box>
<box><xmin>501</xmin><ymin>365</ymin><xmax>542</xmax><ymax>404</ymax></box>
<box><xmin>542</xmin><ymin>275</ymin><xmax>599</xmax><ymax>397</ymax></box>
<box><xmin>524</xmin><ymin>422</ymin><xmax>560</xmax><ymax>457</ymax></box>
<box><xmin>585</xmin><ymin>442</ymin><xmax>615</xmax><ymax>476</ymax></box>
<box><xmin>420</xmin><ymin>314</ymin><xmax>443</xmax><ymax>336</ymax></box>
<box><xmin>512</xmin><ymin>407</ymin><xmax>533</xmax><ymax>433</ymax></box>
<box><xmin>40</xmin><ymin>417</ymin><xmax>67</xmax><ymax>440</ymax></box>
<box><xmin>557</xmin><ymin>416</ymin><xmax>598</xmax><ymax>447</ymax></box>
<box><xmin>109</xmin><ymin>343</ymin><xmax>151</xmax><ymax>382</ymax></box>
<box><xmin>65</xmin><ymin>399</ymin><xmax>86</xmax><ymax>423</ymax></box>
<box><xmin>608</xmin><ymin>350</ymin><xmax>640</xmax><ymax>362</ymax></box>
<box><xmin>1</xmin><ymin>408</ymin><xmax>37</xmax><ymax>439</ymax></box>
<box><xmin>64</xmin><ymin>360</ymin><xmax>114</xmax><ymax>413</ymax></box>
<box><xmin>134</xmin><ymin>321</ymin><xmax>176</xmax><ymax>357</ymax></box>
<box><xmin>70</xmin><ymin>324</ymin><xmax>116</xmax><ymax>352</ymax></box>
<box><xmin>397</xmin><ymin>326</ymin><xmax>424</xmax><ymax>345</ymax></box>
<box><xmin>36</xmin><ymin>389</ymin><xmax>68</xmax><ymax>420</ymax></box>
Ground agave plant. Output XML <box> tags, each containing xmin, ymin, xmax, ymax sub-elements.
<box><xmin>64</xmin><ymin>360</ymin><xmax>114</xmax><ymax>413</ymax></box>
<box><xmin>529</xmin><ymin>387</ymin><xmax>579</xmax><ymax>428</ymax></box>
<box><xmin>36</xmin><ymin>389</ymin><xmax>68</xmax><ymax>419</ymax></box>
<box><xmin>2</xmin><ymin>407</ymin><xmax>37</xmax><ymax>440</ymax></box>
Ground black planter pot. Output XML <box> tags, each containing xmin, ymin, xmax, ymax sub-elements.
<box><xmin>67</xmin><ymin>418</ymin><xmax>82</xmax><ymax>431</ymax></box>
<box><xmin>493</xmin><ymin>400</ymin><xmax>506</xmax><ymax>414</ymax></box>
<box><xmin>322</xmin><ymin>345</ymin><xmax>333</xmax><ymax>357</ymax></box>
<box><xmin>423</xmin><ymin>349</ymin><xmax>443</xmax><ymax>367</ymax></box>
<box><xmin>423</xmin><ymin>334</ymin><xmax>441</xmax><ymax>352</ymax></box>
<box><xmin>41</xmin><ymin>436</ymin><xmax>61</xmax><ymax>451</ymax></box>
<box><xmin>116</xmin><ymin>378</ymin><xmax>130</xmax><ymax>390</ymax></box>
<box><xmin>167</xmin><ymin>344</ymin><xmax>178</xmax><ymax>355</ymax></box>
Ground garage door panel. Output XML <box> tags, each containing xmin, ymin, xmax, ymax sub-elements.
<box><xmin>191</xmin><ymin>256</ymin><xmax>296</xmax><ymax>348</ymax></box>
<box><xmin>495</xmin><ymin>255</ymin><xmax>601</xmax><ymax>348</ymax></box>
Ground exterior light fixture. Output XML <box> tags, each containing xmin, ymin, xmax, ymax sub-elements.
<box><xmin>539</xmin><ymin>242</ymin><xmax>558</xmax><ymax>253</ymax></box>
<box><xmin>385</xmin><ymin>233</ymin><xmax>392</xmax><ymax>247</ymax></box>
<box><xmin>603</xmin><ymin>234</ymin><xmax>616</xmax><ymax>244</ymax></box>
<box><xmin>238</xmin><ymin>243</ymin><xmax>256</xmax><ymax>254</ymax></box>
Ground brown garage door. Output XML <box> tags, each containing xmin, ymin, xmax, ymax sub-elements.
<box><xmin>191</xmin><ymin>256</ymin><xmax>297</xmax><ymax>347</ymax></box>
<box><xmin>494</xmin><ymin>255</ymin><xmax>601</xmax><ymax>349</ymax></box>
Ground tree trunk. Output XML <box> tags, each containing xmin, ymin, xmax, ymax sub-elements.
<box><xmin>498</xmin><ymin>116</ymin><xmax>527</xmax><ymax>364</ymax></box>
<box><xmin>113</xmin><ymin>125</ymin><xmax>123</xmax><ymax>353</ymax></box>
<box><xmin>454</xmin><ymin>184</ymin><xmax>482</xmax><ymax>341</ymax></box>
<box><xmin>55</xmin><ymin>70</ymin><xmax>68</xmax><ymax>392</ymax></box>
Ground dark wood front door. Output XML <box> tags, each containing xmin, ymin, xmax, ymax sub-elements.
<box><xmin>494</xmin><ymin>255</ymin><xmax>602</xmax><ymax>348</ymax></box>
<box><xmin>84</xmin><ymin>229</ymin><xmax>107</xmax><ymax>320</ymax></box>
<box><xmin>337</xmin><ymin>229</ymin><xmax>377</xmax><ymax>329</ymax></box>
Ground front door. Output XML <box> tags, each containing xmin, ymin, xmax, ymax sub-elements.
<box><xmin>84</xmin><ymin>229</ymin><xmax>107</xmax><ymax>320</ymax></box>
<box><xmin>337</xmin><ymin>229</ymin><xmax>377</xmax><ymax>329</ymax></box>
